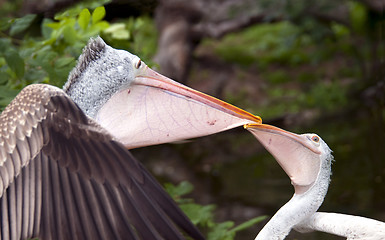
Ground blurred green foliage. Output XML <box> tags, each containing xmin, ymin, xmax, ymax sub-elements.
<box><xmin>165</xmin><ymin>181</ymin><xmax>266</xmax><ymax>240</ymax></box>
<box><xmin>207</xmin><ymin>0</ymin><xmax>383</xmax><ymax>120</ymax></box>
<box><xmin>211</xmin><ymin>22</ymin><xmax>312</xmax><ymax>68</ymax></box>
<box><xmin>0</xmin><ymin>0</ymin><xmax>24</xmax><ymax>17</ymax></box>
<box><xmin>0</xmin><ymin>2</ymin><xmax>157</xmax><ymax>110</ymax></box>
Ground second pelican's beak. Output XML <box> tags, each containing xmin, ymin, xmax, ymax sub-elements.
<box><xmin>245</xmin><ymin>124</ymin><xmax>322</xmax><ymax>194</ymax></box>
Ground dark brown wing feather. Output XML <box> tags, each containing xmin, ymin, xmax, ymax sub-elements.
<box><xmin>0</xmin><ymin>84</ymin><xmax>204</xmax><ymax>240</ymax></box>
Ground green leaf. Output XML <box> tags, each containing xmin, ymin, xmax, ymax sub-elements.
<box><xmin>228</xmin><ymin>216</ymin><xmax>267</xmax><ymax>234</ymax></box>
<box><xmin>10</xmin><ymin>14</ymin><xmax>36</xmax><ymax>36</ymax></box>
<box><xmin>104</xmin><ymin>23</ymin><xmax>129</xmax><ymax>40</ymax></box>
<box><xmin>0</xmin><ymin>18</ymin><xmax>12</xmax><ymax>31</ymax></box>
<box><xmin>164</xmin><ymin>181</ymin><xmax>194</xmax><ymax>199</ymax></box>
<box><xmin>41</xmin><ymin>18</ymin><xmax>54</xmax><ymax>38</ymax></box>
<box><xmin>55</xmin><ymin>8</ymin><xmax>82</xmax><ymax>21</ymax></box>
<box><xmin>0</xmin><ymin>86</ymin><xmax>19</xmax><ymax>108</ymax></box>
<box><xmin>4</xmin><ymin>49</ymin><xmax>24</xmax><ymax>78</ymax></box>
<box><xmin>0</xmin><ymin>86</ymin><xmax>19</xmax><ymax>99</ymax></box>
<box><xmin>78</xmin><ymin>9</ymin><xmax>91</xmax><ymax>30</ymax></box>
<box><xmin>112</xmin><ymin>29</ymin><xmax>129</xmax><ymax>39</ymax></box>
<box><xmin>45</xmin><ymin>22</ymin><xmax>61</xmax><ymax>30</ymax></box>
<box><xmin>36</xmin><ymin>49</ymin><xmax>57</xmax><ymax>69</ymax></box>
<box><xmin>23</xmin><ymin>68</ymin><xmax>46</xmax><ymax>84</ymax></box>
<box><xmin>331</xmin><ymin>23</ymin><xmax>349</xmax><ymax>38</ymax></box>
<box><xmin>92</xmin><ymin>6</ymin><xmax>106</xmax><ymax>24</ymax></box>
<box><xmin>349</xmin><ymin>1</ymin><xmax>367</xmax><ymax>34</ymax></box>
<box><xmin>93</xmin><ymin>21</ymin><xmax>109</xmax><ymax>31</ymax></box>
<box><xmin>180</xmin><ymin>203</ymin><xmax>215</xmax><ymax>225</ymax></box>
<box><xmin>207</xmin><ymin>221</ymin><xmax>235</xmax><ymax>240</ymax></box>
<box><xmin>62</xmin><ymin>25</ymin><xmax>78</xmax><ymax>45</ymax></box>
<box><xmin>55</xmin><ymin>57</ymin><xmax>75</xmax><ymax>68</ymax></box>
<box><xmin>0</xmin><ymin>72</ymin><xmax>10</xmax><ymax>85</ymax></box>
<box><xmin>0</xmin><ymin>38</ymin><xmax>12</xmax><ymax>54</ymax></box>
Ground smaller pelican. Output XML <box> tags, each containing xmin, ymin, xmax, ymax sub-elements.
<box><xmin>246</xmin><ymin>123</ymin><xmax>385</xmax><ymax>240</ymax></box>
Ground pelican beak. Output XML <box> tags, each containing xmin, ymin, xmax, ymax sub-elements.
<box><xmin>96</xmin><ymin>64</ymin><xmax>261</xmax><ymax>149</ymax></box>
<box><xmin>245</xmin><ymin>124</ymin><xmax>321</xmax><ymax>194</ymax></box>
<box><xmin>135</xmin><ymin>67</ymin><xmax>260</xmax><ymax>123</ymax></box>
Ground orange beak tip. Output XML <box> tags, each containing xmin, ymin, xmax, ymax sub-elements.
<box><xmin>244</xmin><ymin>123</ymin><xmax>262</xmax><ymax>129</ymax></box>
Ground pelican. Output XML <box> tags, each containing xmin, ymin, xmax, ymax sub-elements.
<box><xmin>0</xmin><ymin>37</ymin><xmax>261</xmax><ymax>239</ymax></box>
<box><xmin>246</xmin><ymin>123</ymin><xmax>385</xmax><ymax>239</ymax></box>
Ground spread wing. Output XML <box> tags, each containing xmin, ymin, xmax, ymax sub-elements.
<box><xmin>0</xmin><ymin>84</ymin><xmax>204</xmax><ymax>240</ymax></box>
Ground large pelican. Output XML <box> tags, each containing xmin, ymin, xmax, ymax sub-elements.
<box><xmin>0</xmin><ymin>37</ymin><xmax>261</xmax><ymax>239</ymax></box>
<box><xmin>246</xmin><ymin>123</ymin><xmax>385</xmax><ymax>239</ymax></box>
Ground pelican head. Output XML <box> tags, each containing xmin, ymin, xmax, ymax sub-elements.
<box><xmin>246</xmin><ymin>123</ymin><xmax>333</xmax><ymax>194</ymax></box>
<box><xmin>64</xmin><ymin>37</ymin><xmax>144</xmax><ymax>118</ymax></box>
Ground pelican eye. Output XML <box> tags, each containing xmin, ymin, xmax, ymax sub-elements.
<box><xmin>311</xmin><ymin>135</ymin><xmax>320</xmax><ymax>143</ymax></box>
<box><xmin>135</xmin><ymin>59</ymin><xmax>142</xmax><ymax>69</ymax></box>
